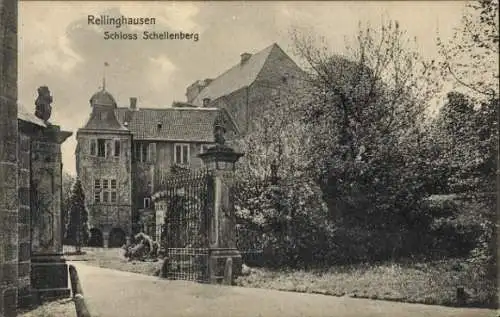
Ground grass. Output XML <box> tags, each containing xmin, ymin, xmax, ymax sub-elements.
<box><xmin>18</xmin><ymin>299</ymin><xmax>75</xmax><ymax>317</ymax></box>
<box><xmin>235</xmin><ymin>259</ymin><xmax>498</xmax><ymax>308</ymax></box>
<box><xmin>64</xmin><ymin>246</ymin><xmax>498</xmax><ymax>309</ymax></box>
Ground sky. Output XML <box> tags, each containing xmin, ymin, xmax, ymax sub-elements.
<box><xmin>19</xmin><ymin>1</ymin><xmax>467</xmax><ymax>175</ymax></box>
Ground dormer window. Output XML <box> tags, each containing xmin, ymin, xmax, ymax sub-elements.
<box><xmin>99</xmin><ymin>112</ymin><xmax>108</xmax><ymax>120</ymax></box>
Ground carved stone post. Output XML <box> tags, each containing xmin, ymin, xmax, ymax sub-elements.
<box><xmin>199</xmin><ymin>127</ymin><xmax>244</xmax><ymax>284</ymax></box>
<box><xmin>30</xmin><ymin>123</ymin><xmax>72</xmax><ymax>301</ymax></box>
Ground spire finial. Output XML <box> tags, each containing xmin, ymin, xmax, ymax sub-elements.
<box><xmin>102</xmin><ymin>62</ymin><xmax>109</xmax><ymax>90</ymax></box>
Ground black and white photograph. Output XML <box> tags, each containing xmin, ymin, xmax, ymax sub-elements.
<box><xmin>0</xmin><ymin>1</ymin><xmax>498</xmax><ymax>316</ymax></box>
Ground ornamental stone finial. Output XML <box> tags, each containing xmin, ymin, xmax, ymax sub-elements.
<box><xmin>214</xmin><ymin>124</ymin><xmax>226</xmax><ymax>146</ymax></box>
<box><xmin>35</xmin><ymin>86</ymin><xmax>53</xmax><ymax>122</ymax></box>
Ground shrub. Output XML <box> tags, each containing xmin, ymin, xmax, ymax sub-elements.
<box><xmin>235</xmin><ymin>176</ymin><xmax>336</xmax><ymax>268</ymax></box>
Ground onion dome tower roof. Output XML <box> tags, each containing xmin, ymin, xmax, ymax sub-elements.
<box><xmin>89</xmin><ymin>88</ymin><xmax>117</xmax><ymax>108</ymax></box>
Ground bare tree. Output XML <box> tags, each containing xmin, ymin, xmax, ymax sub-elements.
<box><xmin>437</xmin><ymin>0</ymin><xmax>499</xmax><ymax>99</ymax></box>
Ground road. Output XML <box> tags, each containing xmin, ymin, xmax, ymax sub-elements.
<box><xmin>70</xmin><ymin>262</ymin><xmax>497</xmax><ymax>317</ymax></box>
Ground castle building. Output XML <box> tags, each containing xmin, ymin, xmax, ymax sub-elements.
<box><xmin>187</xmin><ymin>43</ymin><xmax>305</xmax><ymax>135</ymax></box>
<box><xmin>76</xmin><ymin>43</ymin><xmax>304</xmax><ymax>246</ymax></box>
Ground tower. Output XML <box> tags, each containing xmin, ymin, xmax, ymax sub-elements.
<box><xmin>76</xmin><ymin>86</ymin><xmax>133</xmax><ymax>248</ymax></box>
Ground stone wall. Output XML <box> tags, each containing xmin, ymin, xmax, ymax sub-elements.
<box><xmin>76</xmin><ymin>131</ymin><xmax>133</xmax><ymax>239</ymax></box>
<box><xmin>0</xmin><ymin>0</ymin><xmax>19</xmax><ymax>315</ymax></box>
<box><xmin>212</xmin><ymin>88</ymin><xmax>249</xmax><ymax>135</ymax></box>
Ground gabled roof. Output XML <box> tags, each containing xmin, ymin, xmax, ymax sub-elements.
<box><xmin>192</xmin><ymin>43</ymin><xmax>279</xmax><ymax>106</ymax></box>
<box><xmin>114</xmin><ymin>106</ymin><xmax>238</xmax><ymax>142</ymax></box>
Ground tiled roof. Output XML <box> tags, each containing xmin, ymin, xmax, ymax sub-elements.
<box><xmin>114</xmin><ymin>106</ymin><xmax>234</xmax><ymax>142</ymax></box>
<box><xmin>192</xmin><ymin>43</ymin><xmax>278</xmax><ymax>106</ymax></box>
<box><xmin>82</xmin><ymin>106</ymin><xmax>129</xmax><ymax>131</ymax></box>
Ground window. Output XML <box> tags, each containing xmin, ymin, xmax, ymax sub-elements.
<box><xmin>94</xmin><ymin>179</ymin><xmax>101</xmax><ymax>203</ymax></box>
<box><xmin>110</xmin><ymin>179</ymin><xmax>118</xmax><ymax>202</ymax></box>
<box><xmin>149</xmin><ymin>143</ymin><xmax>156</xmax><ymax>163</ymax></box>
<box><xmin>102</xmin><ymin>179</ymin><xmax>109</xmax><ymax>202</ymax></box>
<box><xmin>106</xmin><ymin>142</ymin><xmax>112</xmax><ymax>158</ymax></box>
<box><xmin>93</xmin><ymin>178</ymin><xmax>118</xmax><ymax>204</ymax></box>
<box><xmin>135</xmin><ymin>143</ymin><xmax>148</xmax><ymax>162</ymax></box>
<box><xmin>90</xmin><ymin>139</ymin><xmax>97</xmax><ymax>156</ymax></box>
<box><xmin>142</xmin><ymin>144</ymin><xmax>148</xmax><ymax>163</ymax></box>
<box><xmin>114</xmin><ymin>140</ymin><xmax>120</xmax><ymax>157</ymax></box>
<box><xmin>97</xmin><ymin>139</ymin><xmax>106</xmax><ymax>157</ymax></box>
<box><xmin>144</xmin><ymin>197</ymin><xmax>151</xmax><ymax>209</ymax></box>
<box><xmin>103</xmin><ymin>191</ymin><xmax>109</xmax><ymax>203</ymax></box>
<box><xmin>134</xmin><ymin>142</ymin><xmax>155</xmax><ymax>163</ymax></box>
<box><xmin>174</xmin><ymin>144</ymin><xmax>190</xmax><ymax>165</ymax></box>
<box><xmin>134</xmin><ymin>143</ymin><xmax>141</xmax><ymax>162</ymax></box>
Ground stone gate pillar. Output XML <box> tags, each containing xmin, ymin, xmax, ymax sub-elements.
<box><xmin>199</xmin><ymin>130</ymin><xmax>244</xmax><ymax>284</ymax></box>
<box><xmin>30</xmin><ymin>124</ymin><xmax>72</xmax><ymax>301</ymax></box>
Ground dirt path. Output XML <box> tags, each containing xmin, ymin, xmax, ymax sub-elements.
<box><xmin>70</xmin><ymin>262</ymin><xmax>497</xmax><ymax>317</ymax></box>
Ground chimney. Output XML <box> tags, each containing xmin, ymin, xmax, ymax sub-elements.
<box><xmin>203</xmin><ymin>98</ymin><xmax>211</xmax><ymax>107</ymax></box>
<box><xmin>240</xmin><ymin>53</ymin><xmax>252</xmax><ymax>64</ymax></box>
<box><xmin>129</xmin><ymin>97</ymin><xmax>137</xmax><ymax>110</ymax></box>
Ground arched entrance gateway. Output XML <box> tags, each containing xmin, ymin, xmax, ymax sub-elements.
<box><xmin>88</xmin><ymin>228</ymin><xmax>104</xmax><ymax>247</ymax></box>
<box><xmin>108</xmin><ymin>228</ymin><xmax>127</xmax><ymax>248</ymax></box>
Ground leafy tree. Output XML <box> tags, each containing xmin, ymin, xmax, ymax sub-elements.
<box><xmin>65</xmin><ymin>178</ymin><xmax>90</xmax><ymax>252</ymax></box>
<box><xmin>290</xmin><ymin>20</ymin><xmax>440</xmax><ymax>240</ymax></box>
<box><xmin>437</xmin><ymin>0</ymin><xmax>498</xmax><ymax>279</ymax></box>
<box><xmin>432</xmin><ymin>92</ymin><xmax>497</xmax><ymax>194</ymax></box>
<box><xmin>234</xmin><ymin>90</ymin><xmax>313</xmax><ymax>182</ymax></box>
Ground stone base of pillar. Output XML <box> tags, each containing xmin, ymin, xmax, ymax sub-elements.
<box><xmin>30</xmin><ymin>254</ymin><xmax>70</xmax><ymax>303</ymax></box>
<box><xmin>208</xmin><ymin>248</ymin><xmax>242</xmax><ymax>285</ymax></box>
<box><xmin>103</xmin><ymin>233</ymin><xmax>110</xmax><ymax>248</ymax></box>
<box><xmin>1</xmin><ymin>288</ymin><xmax>18</xmax><ymax>317</ymax></box>
<box><xmin>17</xmin><ymin>283</ymin><xmax>33</xmax><ymax>309</ymax></box>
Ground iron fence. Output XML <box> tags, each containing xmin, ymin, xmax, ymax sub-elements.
<box><xmin>157</xmin><ymin>169</ymin><xmax>210</xmax><ymax>282</ymax></box>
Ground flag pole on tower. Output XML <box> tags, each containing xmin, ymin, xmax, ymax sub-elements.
<box><xmin>102</xmin><ymin>62</ymin><xmax>109</xmax><ymax>90</ymax></box>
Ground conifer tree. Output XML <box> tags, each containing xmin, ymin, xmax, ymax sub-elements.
<box><xmin>65</xmin><ymin>178</ymin><xmax>90</xmax><ymax>253</ymax></box>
